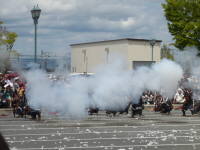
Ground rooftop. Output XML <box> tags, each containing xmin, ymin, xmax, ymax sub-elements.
<box><xmin>70</xmin><ymin>38</ymin><xmax>162</xmax><ymax>46</ymax></box>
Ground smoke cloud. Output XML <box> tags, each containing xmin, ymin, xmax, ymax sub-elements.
<box><xmin>24</xmin><ymin>57</ymin><xmax>183</xmax><ymax>119</ymax></box>
<box><xmin>0</xmin><ymin>50</ymin><xmax>10</xmax><ymax>72</ymax></box>
<box><xmin>173</xmin><ymin>48</ymin><xmax>200</xmax><ymax>100</ymax></box>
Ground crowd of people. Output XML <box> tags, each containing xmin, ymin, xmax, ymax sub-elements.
<box><xmin>0</xmin><ymin>71</ymin><xmax>26</xmax><ymax>109</ymax></box>
<box><xmin>140</xmin><ymin>86</ymin><xmax>200</xmax><ymax>116</ymax></box>
<box><xmin>0</xmin><ymin>71</ymin><xmax>41</xmax><ymax>120</ymax></box>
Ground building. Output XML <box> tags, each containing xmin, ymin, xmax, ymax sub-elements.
<box><xmin>70</xmin><ymin>38</ymin><xmax>162</xmax><ymax>73</ymax></box>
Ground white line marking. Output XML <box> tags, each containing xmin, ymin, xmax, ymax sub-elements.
<box><xmin>4</xmin><ymin>128</ymin><xmax>200</xmax><ymax>137</ymax></box>
<box><xmin>41</xmin><ymin>115</ymin><xmax>199</xmax><ymax>120</ymax></box>
<box><xmin>0</xmin><ymin>118</ymin><xmax>199</xmax><ymax>127</ymax></box>
<box><xmin>1</xmin><ymin>119</ymin><xmax>200</xmax><ymax>127</ymax></box>
<box><xmin>0</xmin><ymin>114</ymin><xmax>198</xmax><ymax>122</ymax></box>
<box><xmin>0</xmin><ymin>122</ymin><xmax>105</xmax><ymax>127</ymax></box>
<box><xmin>1</xmin><ymin>123</ymin><xmax>200</xmax><ymax>131</ymax></box>
<box><xmin>1</xmin><ymin>117</ymin><xmax>200</xmax><ymax>127</ymax></box>
<box><xmin>11</xmin><ymin>143</ymin><xmax>200</xmax><ymax>150</ymax></box>
<box><xmin>7</xmin><ymin>135</ymin><xmax>200</xmax><ymax>143</ymax></box>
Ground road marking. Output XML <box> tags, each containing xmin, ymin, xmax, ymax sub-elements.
<box><xmin>1</xmin><ymin>118</ymin><xmax>200</xmax><ymax>127</ymax></box>
<box><xmin>0</xmin><ymin>115</ymin><xmax>200</xmax><ymax>123</ymax></box>
<box><xmin>0</xmin><ymin>113</ymin><xmax>198</xmax><ymax>122</ymax></box>
<box><xmin>7</xmin><ymin>135</ymin><xmax>200</xmax><ymax>143</ymax></box>
<box><xmin>11</xmin><ymin>143</ymin><xmax>200</xmax><ymax>150</ymax></box>
<box><xmin>0</xmin><ymin>118</ymin><xmax>199</xmax><ymax>127</ymax></box>
<box><xmin>42</xmin><ymin>115</ymin><xmax>198</xmax><ymax>120</ymax></box>
<box><xmin>0</xmin><ymin>122</ymin><xmax>106</xmax><ymax>127</ymax></box>
<box><xmin>1</xmin><ymin>123</ymin><xmax>200</xmax><ymax>131</ymax></box>
<box><xmin>4</xmin><ymin>128</ymin><xmax>200</xmax><ymax>137</ymax></box>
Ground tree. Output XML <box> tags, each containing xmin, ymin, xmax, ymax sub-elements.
<box><xmin>4</xmin><ymin>32</ymin><xmax>18</xmax><ymax>50</ymax></box>
<box><xmin>0</xmin><ymin>21</ymin><xmax>18</xmax><ymax>72</ymax></box>
<box><xmin>162</xmin><ymin>0</ymin><xmax>200</xmax><ymax>51</ymax></box>
<box><xmin>161</xmin><ymin>44</ymin><xmax>174</xmax><ymax>60</ymax></box>
<box><xmin>0</xmin><ymin>21</ymin><xmax>18</xmax><ymax>50</ymax></box>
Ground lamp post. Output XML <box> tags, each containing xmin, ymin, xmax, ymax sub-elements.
<box><xmin>31</xmin><ymin>5</ymin><xmax>41</xmax><ymax>63</ymax></box>
<box><xmin>149</xmin><ymin>39</ymin><xmax>156</xmax><ymax>62</ymax></box>
<box><xmin>105</xmin><ymin>48</ymin><xmax>109</xmax><ymax>64</ymax></box>
<box><xmin>82</xmin><ymin>49</ymin><xmax>87</xmax><ymax>73</ymax></box>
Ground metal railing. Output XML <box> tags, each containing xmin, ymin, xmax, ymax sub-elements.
<box><xmin>9</xmin><ymin>55</ymin><xmax>70</xmax><ymax>72</ymax></box>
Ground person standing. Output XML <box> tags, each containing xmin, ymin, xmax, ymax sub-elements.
<box><xmin>182</xmin><ymin>89</ymin><xmax>193</xmax><ymax>116</ymax></box>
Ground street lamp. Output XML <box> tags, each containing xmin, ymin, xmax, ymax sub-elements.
<box><xmin>82</xmin><ymin>49</ymin><xmax>87</xmax><ymax>73</ymax></box>
<box><xmin>105</xmin><ymin>48</ymin><xmax>109</xmax><ymax>64</ymax></box>
<box><xmin>149</xmin><ymin>39</ymin><xmax>156</xmax><ymax>61</ymax></box>
<box><xmin>31</xmin><ymin>5</ymin><xmax>41</xmax><ymax>63</ymax></box>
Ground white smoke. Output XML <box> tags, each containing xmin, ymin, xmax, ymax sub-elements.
<box><xmin>25</xmin><ymin>69</ymin><xmax>90</xmax><ymax>118</ymax></box>
<box><xmin>89</xmin><ymin>59</ymin><xmax>133</xmax><ymax>110</ymax></box>
<box><xmin>173</xmin><ymin>47</ymin><xmax>199</xmax><ymax>75</ymax></box>
<box><xmin>0</xmin><ymin>49</ymin><xmax>10</xmax><ymax>72</ymax></box>
<box><xmin>173</xmin><ymin>47</ymin><xmax>200</xmax><ymax>100</ymax></box>
<box><xmin>24</xmin><ymin>57</ymin><xmax>183</xmax><ymax>118</ymax></box>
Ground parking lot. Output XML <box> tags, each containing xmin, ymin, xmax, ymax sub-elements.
<box><xmin>1</xmin><ymin>108</ymin><xmax>200</xmax><ymax>150</ymax></box>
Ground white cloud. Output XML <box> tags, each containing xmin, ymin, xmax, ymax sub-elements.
<box><xmin>39</xmin><ymin>0</ymin><xmax>75</xmax><ymax>12</ymax></box>
<box><xmin>121</xmin><ymin>17</ymin><xmax>135</xmax><ymax>28</ymax></box>
<box><xmin>88</xmin><ymin>17</ymin><xmax>136</xmax><ymax>31</ymax></box>
<box><xmin>0</xmin><ymin>0</ymin><xmax>171</xmax><ymax>55</ymax></box>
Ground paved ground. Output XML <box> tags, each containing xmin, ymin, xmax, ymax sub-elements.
<box><xmin>1</xmin><ymin>107</ymin><xmax>200</xmax><ymax>150</ymax></box>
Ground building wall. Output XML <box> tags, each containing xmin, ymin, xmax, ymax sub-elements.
<box><xmin>71</xmin><ymin>39</ymin><xmax>161</xmax><ymax>73</ymax></box>
<box><xmin>71</xmin><ymin>40</ymin><xmax>128</xmax><ymax>73</ymax></box>
<box><xmin>127</xmin><ymin>40</ymin><xmax>161</xmax><ymax>69</ymax></box>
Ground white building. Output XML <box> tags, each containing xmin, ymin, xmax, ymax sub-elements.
<box><xmin>70</xmin><ymin>38</ymin><xmax>162</xmax><ymax>73</ymax></box>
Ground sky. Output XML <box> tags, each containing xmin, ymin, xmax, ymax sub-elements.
<box><xmin>0</xmin><ymin>0</ymin><xmax>172</xmax><ymax>56</ymax></box>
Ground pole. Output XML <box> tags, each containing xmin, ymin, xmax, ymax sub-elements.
<box><xmin>34</xmin><ymin>22</ymin><xmax>37</xmax><ymax>63</ymax></box>
<box><xmin>82</xmin><ymin>50</ymin><xmax>86</xmax><ymax>73</ymax></box>
<box><xmin>151</xmin><ymin>45</ymin><xmax>153</xmax><ymax>61</ymax></box>
<box><xmin>86</xmin><ymin>56</ymin><xmax>88</xmax><ymax>74</ymax></box>
<box><xmin>105</xmin><ymin>48</ymin><xmax>109</xmax><ymax>64</ymax></box>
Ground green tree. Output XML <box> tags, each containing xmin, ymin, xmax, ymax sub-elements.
<box><xmin>0</xmin><ymin>21</ymin><xmax>18</xmax><ymax>72</ymax></box>
<box><xmin>4</xmin><ymin>32</ymin><xmax>18</xmax><ymax>50</ymax></box>
<box><xmin>162</xmin><ymin>0</ymin><xmax>200</xmax><ymax>51</ymax></box>
<box><xmin>161</xmin><ymin>44</ymin><xmax>174</xmax><ymax>60</ymax></box>
<box><xmin>0</xmin><ymin>22</ymin><xmax>18</xmax><ymax>50</ymax></box>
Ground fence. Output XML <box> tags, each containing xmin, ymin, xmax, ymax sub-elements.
<box><xmin>9</xmin><ymin>55</ymin><xmax>70</xmax><ymax>72</ymax></box>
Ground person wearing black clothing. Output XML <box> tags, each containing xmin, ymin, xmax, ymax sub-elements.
<box><xmin>25</xmin><ymin>106</ymin><xmax>41</xmax><ymax>120</ymax></box>
<box><xmin>182</xmin><ymin>89</ymin><xmax>193</xmax><ymax>116</ymax></box>
<box><xmin>159</xmin><ymin>99</ymin><xmax>173</xmax><ymax>114</ymax></box>
<box><xmin>131</xmin><ymin>96</ymin><xmax>144</xmax><ymax>118</ymax></box>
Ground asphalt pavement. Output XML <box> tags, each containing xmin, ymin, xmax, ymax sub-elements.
<box><xmin>0</xmin><ymin>107</ymin><xmax>200</xmax><ymax>150</ymax></box>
